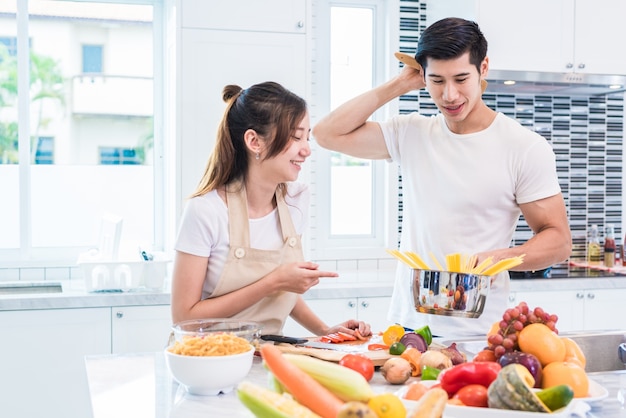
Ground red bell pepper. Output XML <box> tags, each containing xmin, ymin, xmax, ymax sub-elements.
<box><xmin>438</xmin><ymin>361</ymin><xmax>501</xmax><ymax>396</ymax></box>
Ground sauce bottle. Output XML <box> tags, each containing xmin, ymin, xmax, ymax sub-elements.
<box><xmin>604</xmin><ymin>224</ymin><xmax>615</xmax><ymax>267</ymax></box>
<box><xmin>587</xmin><ymin>224</ymin><xmax>601</xmax><ymax>265</ymax></box>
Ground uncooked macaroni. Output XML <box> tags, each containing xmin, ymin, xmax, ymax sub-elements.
<box><xmin>168</xmin><ymin>333</ymin><xmax>252</xmax><ymax>356</ymax></box>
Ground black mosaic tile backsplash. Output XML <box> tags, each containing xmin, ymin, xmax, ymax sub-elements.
<box><xmin>397</xmin><ymin>1</ymin><xmax>624</xmax><ymax>268</ymax></box>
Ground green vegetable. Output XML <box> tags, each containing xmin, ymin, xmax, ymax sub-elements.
<box><xmin>414</xmin><ymin>325</ymin><xmax>433</xmax><ymax>346</ymax></box>
<box><xmin>389</xmin><ymin>342</ymin><xmax>406</xmax><ymax>355</ymax></box>
<box><xmin>420</xmin><ymin>365</ymin><xmax>441</xmax><ymax>380</ymax></box>
<box><xmin>536</xmin><ymin>384</ymin><xmax>575</xmax><ymax>412</ymax></box>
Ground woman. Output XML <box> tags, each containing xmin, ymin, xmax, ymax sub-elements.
<box><xmin>171</xmin><ymin>81</ymin><xmax>371</xmax><ymax>337</ymax></box>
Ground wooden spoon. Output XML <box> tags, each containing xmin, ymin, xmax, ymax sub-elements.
<box><xmin>394</xmin><ymin>52</ymin><xmax>488</xmax><ymax>93</ymax></box>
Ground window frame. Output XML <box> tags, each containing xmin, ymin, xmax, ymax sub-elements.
<box><xmin>1</xmin><ymin>0</ymin><xmax>166</xmax><ymax>267</ymax></box>
<box><xmin>311</xmin><ymin>0</ymin><xmax>399</xmax><ymax>260</ymax></box>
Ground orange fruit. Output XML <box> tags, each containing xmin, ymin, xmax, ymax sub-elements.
<box><xmin>542</xmin><ymin>361</ymin><xmax>589</xmax><ymax>398</ymax></box>
<box><xmin>518</xmin><ymin>323</ymin><xmax>565</xmax><ymax>366</ymax></box>
<box><xmin>487</xmin><ymin>321</ymin><xmax>499</xmax><ymax>341</ymax></box>
<box><xmin>561</xmin><ymin>337</ymin><xmax>586</xmax><ymax>369</ymax></box>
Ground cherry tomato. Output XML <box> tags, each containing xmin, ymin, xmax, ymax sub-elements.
<box><xmin>339</xmin><ymin>353</ymin><xmax>375</xmax><ymax>382</ymax></box>
<box><xmin>452</xmin><ymin>384</ymin><xmax>489</xmax><ymax>408</ymax></box>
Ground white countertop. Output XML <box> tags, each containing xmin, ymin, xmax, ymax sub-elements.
<box><xmin>84</xmin><ymin>350</ymin><xmax>626</xmax><ymax>418</ymax></box>
<box><xmin>2</xmin><ymin>274</ymin><xmax>626</xmax><ymax>311</ymax></box>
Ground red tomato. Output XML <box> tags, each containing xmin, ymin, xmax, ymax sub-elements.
<box><xmin>339</xmin><ymin>353</ymin><xmax>375</xmax><ymax>382</ymax></box>
<box><xmin>452</xmin><ymin>384</ymin><xmax>489</xmax><ymax>408</ymax></box>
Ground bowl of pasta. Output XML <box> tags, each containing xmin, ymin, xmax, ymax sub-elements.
<box><xmin>165</xmin><ymin>329</ymin><xmax>256</xmax><ymax>395</ymax></box>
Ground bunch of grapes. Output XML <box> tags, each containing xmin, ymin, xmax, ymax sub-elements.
<box><xmin>487</xmin><ymin>301</ymin><xmax>559</xmax><ymax>359</ymax></box>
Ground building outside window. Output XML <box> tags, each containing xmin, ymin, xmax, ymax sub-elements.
<box><xmin>0</xmin><ymin>0</ymin><xmax>164</xmax><ymax>265</ymax></box>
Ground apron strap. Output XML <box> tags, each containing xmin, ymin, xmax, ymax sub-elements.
<box><xmin>226</xmin><ymin>180</ymin><xmax>250</xmax><ymax>247</ymax></box>
<box><xmin>226</xmin><ymin>181</ymin><xmax>300</xmax><ymax>248</ymax></box>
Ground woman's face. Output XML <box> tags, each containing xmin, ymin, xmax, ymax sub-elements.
<box><xmin>264</xmin><ymin>112</ymin><xmax>311</xmax><ymax>183</ymax></box>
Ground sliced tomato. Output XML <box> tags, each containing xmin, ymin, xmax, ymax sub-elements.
<box><xmin>337</xmin><ymin>331</ymin><xmax>357</xmax><ymax>341</ymax></box>
<box><xmin>367</xmin><ymin>343</ymin><xmax>390</xmax><ymax>351</ymax></box>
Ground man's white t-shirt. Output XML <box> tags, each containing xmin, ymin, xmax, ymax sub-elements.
<box><xmin>174</xmin><ymin>182</ymin><xmax>309</xmax><ymax>299</ymax></box>
<box><xmin>380</xmin><ymin>112</ymin><xmax>562</xmax><ymax>337</ymax></box>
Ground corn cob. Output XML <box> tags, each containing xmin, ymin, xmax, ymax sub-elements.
<box><xmin>283</xmin><ymin>353</ymin><xmax>374</xmax><ymax>402</ymax></box>
<box><xmin>237</xmin><ymin>381</ymin><xmax>321</xmax><ymax>418</ymax></box>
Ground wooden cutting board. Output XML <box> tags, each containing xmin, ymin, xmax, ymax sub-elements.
<box><xmin>270</xmin><ymin>342</ymin><xmax>397</xmax><ymax>366</ymax></box>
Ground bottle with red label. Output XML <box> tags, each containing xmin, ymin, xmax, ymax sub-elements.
<box><xmin>604</xmin><ymin>224</ymin><xmax>615</xmax><ymax>267</ymax></box>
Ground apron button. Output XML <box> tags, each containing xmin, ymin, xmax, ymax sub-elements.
<box><xmin>288</xmin><ymin>237</ymin><xmax>297</xmax><ymax>247</ymax></box>
<box><xmin>235</xmin><ymin>248</ymin><xmax>246</xmax><ymax>258</ymax></box>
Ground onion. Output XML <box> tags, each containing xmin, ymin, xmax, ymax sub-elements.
<box><xmin>439</xmin><ymin>342</ymin><xmax>467</xmax><ymax>365</ymax></box>
<box><xmin>419</xmin><ymin>350</ymin><xmax>453</xmax><ymax>371</ymax></box>
<box><xmin>399</xmin><ymin>332</ymin><xmax>428</xmax><ymax>353</ymax></box>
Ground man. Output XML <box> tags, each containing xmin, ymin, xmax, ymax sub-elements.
<box><xmin>313</xmin><ymin>17</ymin><xmax>571</xmax><ymax>337</ymax></box>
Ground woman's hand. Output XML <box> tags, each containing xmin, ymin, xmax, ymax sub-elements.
<box><xmin>324</xmin><ymin>319</ymin><xmax>372</xmax><ymax>338</ymax></box>
<box><xmin>267</xmin><ymin>261</ymin><xmax>338</xmax><ymax>294</ymax></box>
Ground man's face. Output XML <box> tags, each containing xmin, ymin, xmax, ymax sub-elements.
<box><xmin>424</xmin><ymin>52</ymin><xmax>487</xmax><ymax>130</ymax></box>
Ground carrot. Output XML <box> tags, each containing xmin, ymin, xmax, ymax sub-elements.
<box><xmin>260</xmin><ymin>344</ymin><xmax>344</xmax><ymax>418</ymax></box>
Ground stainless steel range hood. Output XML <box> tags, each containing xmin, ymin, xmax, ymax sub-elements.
<box><xmin>485</xmin><ymin>70</ymin><xmax>626</xmax><ymax>96</ymax></box>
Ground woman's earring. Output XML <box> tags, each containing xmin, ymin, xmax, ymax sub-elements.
<box><xmin>255</xmin><ymin>152</ymin><xmax>260</xmax><ymax>160</ymax></box>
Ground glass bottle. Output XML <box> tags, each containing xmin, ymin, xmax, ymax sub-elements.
<box><xmin>604</xmin><ymin>224</ymin><xmax>615</xmax><ymax>267</ymax></box>
<box><xmin>587</xmin><ymin>224</ymin><xmax>601</xmax><ymax>265</ymax></box>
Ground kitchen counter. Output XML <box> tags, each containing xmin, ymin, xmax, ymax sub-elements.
<box><xmin>2</xmin><ymin>271</ymin><xmax>626</xmax><ymax>311</ymax></box>
<box><xmin>84</xmin><ymin>351</ymin><xmax>626</xmax><ymax>418</ymax></box>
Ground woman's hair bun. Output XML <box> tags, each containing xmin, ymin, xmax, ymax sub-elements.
<box><xmin>222</xmin><ymin>84</ymin><xmax>243</xmax><ymax>102</ymax></box>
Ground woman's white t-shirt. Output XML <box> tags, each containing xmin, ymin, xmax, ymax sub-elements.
<box><xmin>380</xmin><ymin>112</ymin><xmax>562</xmax><ymax>337</ymax></box>
<box><xmin>175</xmin><ymin>182</ymin><xmax>309</xmax><ymax>299</ymax></box>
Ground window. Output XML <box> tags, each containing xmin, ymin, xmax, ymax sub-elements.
<box><xmin>0</xmin><ymin>37</ymin><xmax>19</xmax><ymax>57</ymax></box>
<box><xmin>82</xmin><ymin>44</ymin><xmax>103</xmax><ymax>73</ymax></box>
<box><xmin>313</xmin><ymin>0</ymin><xmax>395</xmax><ymax>259</ymax></box>
<box><xmin>0</xmin><ymin>0</ymin><xmax>165</xmax><ymax>265</ymax></box>
<box><xmin>99</xmin><ymin>146</ymin><xmax>141</xmax><ymax>165</ymax></box>
<box><xmin>35</xmin><ymin>136</ymin><xmax>54</xmax><ymax>164</ymax></box>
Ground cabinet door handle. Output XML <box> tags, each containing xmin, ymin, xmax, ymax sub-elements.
<box><xmin>297</xmin><ymin>20</ymin><xmax>304</xmax><ymax>28</ymax></box>
<box><xmin>587</xmin><ymin>293</ymin><xmax>595</xmax><ymax>300</ymax></box>
<box><xmin>361</xmin><ymin>301</ymin><xmax>369</xmax><ymax>308</ymax></box>
<box><xmin>566</xmin><ymin>63</ymin><xmax>573</xmax><ymax>69</ymax></box>
<box><xmin>508</xmin><ymin>295</ymin><xmax>515</xmax><ymax>302</ymax></box>
<box><xmin>348</xmin><ymin>301</ymin><xmax>356</xmax><ymax>308</ymax></box>
<box><xmin>116</xmin><ymin>311</ymin><xmax>124</xmax><ymax>319</ymax></box>
<box><xmin>578</xmin><ymin>63</ymin><xmax>586</xmax><ymax>69</ymax></box>
<box><xmin>576</xmin><ymin>292</ymin><xmax>584</xmax><ymax>299</ymax></box>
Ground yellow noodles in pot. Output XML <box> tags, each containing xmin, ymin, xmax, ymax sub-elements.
<box><xmin>387</xmin><ymin>250</ymin><xmax>525</xmax><ymax>276</ymax></box>
<box><xmin>168</xmin><ymin>333</ymin><xmax>252</xmax><ymax>356</ymax></box>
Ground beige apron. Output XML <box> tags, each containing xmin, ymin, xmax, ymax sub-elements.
<box><xmin>208</xmin><ymin>181</ymin><xmax>302</xmax><ymax>334</ymax></box>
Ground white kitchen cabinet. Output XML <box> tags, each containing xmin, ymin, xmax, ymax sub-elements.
<box><xmin>177</xmin><ymin>0</ymin><xmax>307</xmax><ymax>203</ymax></box>
<box><xmin>507</xmin><ymin>288</ymin><xmax>626</xmax><ymax>333</ymax></box>
<box><xmin>111</xmin><ymin>304</ymin><xmax>172</xmax><ymax>353</ymax></box>
<box><xmin>427</xmin><ymin>0</ymin><xmax>626</xmax><ymax>76</ymax></box>
<box><xmin>282</xmin><ymin>296</ymin><xmax>392</xmax><ymax>337</ymax></box>
<box><xmin>0</xmin><ymin>308</ymin><xmax>111</xmax><ymax>418</ymax></box>
<box><xmin>181</xmin><ymin>0</ymin><xmax>306</xmax><ymax>33</ymax></box>
<box><xmin>478</xmin><ymin>0</ymin><xmax>626</xmax><ymax>75</ymax></box>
